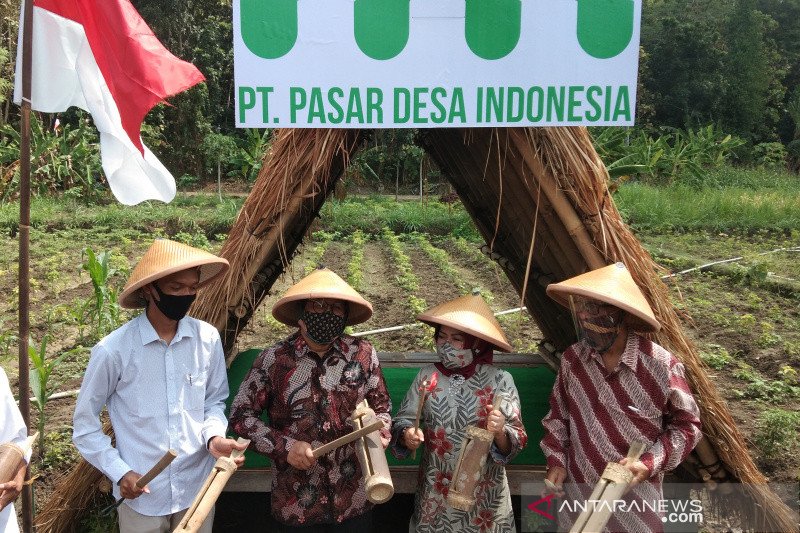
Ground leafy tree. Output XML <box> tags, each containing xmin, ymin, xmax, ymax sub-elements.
<box><xmin>0</xmin><ymin>0</ymin><xmax>20</xmax><ymax>127</ymax></box>
<box><xmin>134</xmin><ymin>0</ymin><xmax>235</xmax><ymax>177</ymax></box>
<box><xmin>755</xmin><ymin>0</ymin><xmax>800</xmax><ymax>143</ymax></box>
<box><xmin>640</xmin><ymin>1</ymin><xmax>728</xmax><ymax>129</ymax></box>
<box><xmin>720</xmin><ymin>0</ymin><xmax>785</xmax><ymax>142</ymax></box>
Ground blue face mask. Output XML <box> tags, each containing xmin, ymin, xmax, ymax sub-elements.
<box><xmin>153</xmin><ymin>283</ymin><xmax>196</xmax><ymax>321</ymax></box>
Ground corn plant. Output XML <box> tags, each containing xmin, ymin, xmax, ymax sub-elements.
<box><xmin>81</xmin><ymin>247</ymin><xmax>121</xmax><ymax>339</ymax></box>
<box><xmin>28</xmin><ymin>334</ymin><xmax>70</xmax><ymax>454</ymax></box>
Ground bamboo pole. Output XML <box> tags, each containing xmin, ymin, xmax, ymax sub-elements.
<box><xmin>510</xmin><ymin>129</ymin><xmax>606</xmax><ymax>270</ymax></box>
<box><xmin>462</xmin><ymin>129</ymin><xmax>563</xmax><ymax>269</ymax></box>
<box><xmin>18</xmin><ymin>0</ymin><xmax>34</xmax><ymax>530</ymax></box>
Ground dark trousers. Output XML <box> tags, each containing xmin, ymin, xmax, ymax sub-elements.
<box><xmin>271</xmin><ymin>510</ymin><xmax>373</xmax><ymax>533</ymax></box>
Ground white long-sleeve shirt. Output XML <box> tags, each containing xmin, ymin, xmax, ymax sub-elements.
<box><xmin>1</xmin><ymin>366</ymin><xmax>30</xmax><ymax>533</ymax></box>
<box><xmin>73</xmin><ymin>313</ymin><xmax>229</xmax><ymax>516</ymax></box>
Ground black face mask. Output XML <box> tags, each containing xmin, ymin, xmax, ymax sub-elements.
<box><xmin>153</xmin><ymin>283</ymin><xmax>196</xmax><ymax>321</ymax></box>
<box><xmin>300</xmin><ymin>310</ymin><xmax>346</xmax><ymax>345</ymax></box>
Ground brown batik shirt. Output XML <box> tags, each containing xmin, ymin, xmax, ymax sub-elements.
<box><xmin>229</xmin><ymin>332</ymin><xmax>392</xmax><ymax>526</ymax></box>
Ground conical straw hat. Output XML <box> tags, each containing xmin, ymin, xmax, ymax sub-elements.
<box><xmin>417</xmin><ymin>292</ymin><xmax>512</xmax><ymax>352</ymax></box>
<box><xmin>272</xmin><ymin>267</ymin><xmax>373</xmax><ymax>327</ymax></box>
<box><xmin>120</xmin><ymin>239</ymin><xmax>229</xmax><ymax>309</ymax></box>
<box><xmin>546</xmin><ymin>262</ymin><xmax>660</xmax><ymax>332</ymax></box>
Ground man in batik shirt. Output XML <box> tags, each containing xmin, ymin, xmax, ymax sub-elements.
<box><xmin>541</xmin><ymin>263</ymin><xmax>702</xmax><ymax>532</ymax></box>
<box><xmin>229</xmin><ymin>267</ymin><xmax>391</xmax><ymax>532</ymax></box>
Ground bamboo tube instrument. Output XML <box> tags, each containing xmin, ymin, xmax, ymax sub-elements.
<box><xmin>100</xmin><ymin>449</ymin><xmax>177</xmax><ymax>516</ymax></box>
<box><xmin>447</xmin><ymin>394</ymin><xmax>504</xmax><ymax>512</ymax></box>
<box><xmin>173</xmin><ymin>438</ymin><xmax>249</xmax><ymax>533</ymax></box>
<box><xmin>0</xmin><ymin>432</ymin><xmax>37</xmax><ymax>484</ymax></box>
<box><xmin>349</xmin><ymin>399</ymin><xmax>394</xmax><ymax>504</ymax></box>
<box><xmin>568</xmin><ymin>441</ymin><xmax>647</xmax><ymax>533</ymax></box>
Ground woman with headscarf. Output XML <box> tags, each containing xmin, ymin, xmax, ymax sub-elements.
<box><xmin>391</xmin><ymin>292</ymin><xmax>527</xmax><ymax>533</ymax></box>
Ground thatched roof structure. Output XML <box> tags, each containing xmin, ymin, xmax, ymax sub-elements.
<box><xmin>36</xmin><ymin>127</ymin><xmax>798</xmax><ymax>532</ymax></box>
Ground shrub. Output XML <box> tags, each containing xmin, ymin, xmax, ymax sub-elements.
<box><xmin>754</xmin><ymin>409</ymin><xmax>800</xmax><ymax>459</ymax></box>
<box><xmin>752</xmin><ymin>142</ymin><xmax>787</xmax><ymax>170</ymax></box>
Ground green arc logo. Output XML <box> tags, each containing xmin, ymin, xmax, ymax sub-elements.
<box><xmin>240</xmin><ymin>0</ymin><xmax>634</xmax><ymax>61</ymax></box>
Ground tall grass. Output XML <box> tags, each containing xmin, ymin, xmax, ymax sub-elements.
<box><xmin>0</xmin><ymin>194</ymin><xmax>243</xmax><ymax>236</ymax></box>
<box><xmin>615</xmin><ymin>180</ymin><xmax>800</xmax><ymax>233</ymax></box>
<box><xmin>2</xmin><ymin>174</ymin><xmax>796</xmax><ymax>238</ymax></box>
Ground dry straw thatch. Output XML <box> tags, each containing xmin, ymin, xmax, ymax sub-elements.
<box><xmin>34</xmin><ymin>421</ymin><xmax>113</xmax><ymax>533</ymax></box>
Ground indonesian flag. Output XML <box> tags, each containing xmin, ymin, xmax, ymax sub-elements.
<box><xmin>14</xmin><ymin>0</ymin><xmax>205</xmax><ymax>205</ymax></box>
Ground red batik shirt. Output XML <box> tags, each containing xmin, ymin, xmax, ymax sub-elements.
<box><xmin>229</xmin><ymin>333</ymin><xmax>392</xmax><ymax>526</ymax></box>
<box><xmin>541</xmin><ymin>333</ymin><xmax>702</xmax><ymax>533</ymax></box>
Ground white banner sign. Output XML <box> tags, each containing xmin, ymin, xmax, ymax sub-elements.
<box><xmin>234</xmin><ymin>0</ymin><xmax>641</xmax><ymax>128</ymax></box>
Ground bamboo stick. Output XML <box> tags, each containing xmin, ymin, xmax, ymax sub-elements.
<box><xmin>311</xmin><ymin>421</ymin><xmax>384</xmax><ymax>458</ymax></box>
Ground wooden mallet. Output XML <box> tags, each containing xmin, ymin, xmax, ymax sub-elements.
<box><xmin>100</xmin><ymin>449</ymin><xmax>177</xmax><ymax>516</ymax></box>
<box><xmin>311</xmin><ymin>420</ymin><xmax>384</xmax><ymax>458</ymax></box>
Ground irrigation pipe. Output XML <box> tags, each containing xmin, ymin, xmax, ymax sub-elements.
<box><xmin>15</xmin><ymin>388</ymin><xmax>80</xmax><ymax>405</ymax></box>
<box><xmin>660</xmin><ymin>247</ymin><xmax>800</xmax><ymax>280</ymax></box>
<box><xmin>351</xmin><ymin>306</ymin><xmax>528</xmax><ymax>337</ymax></box>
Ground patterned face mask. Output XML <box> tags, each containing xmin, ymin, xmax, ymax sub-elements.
<box><xmin>578</xmin><ymin>314</ymin><xmax>622</xmax><ymax>353</ymax></box>
<box><xmin>571</xmin><ymin>298</ymin><xmax>624</xmax><ymax>353</ymax></box>
<box><xmin>300</xmin><ymin>309</ymin><xmax>346</xmax><ymax>345</ymax></box>
<box><xmin>436</xmin><ymin>342</ymin><xmax>474</xmax><ymax>369</ymax></box>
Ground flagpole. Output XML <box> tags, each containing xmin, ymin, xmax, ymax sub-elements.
<box><xmin>18</xmin><ymin>0</ymin><xmax>34</xmax><ymax>531</ymax></box>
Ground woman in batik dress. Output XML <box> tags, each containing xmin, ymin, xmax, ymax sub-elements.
<box><xmin>391</xmin><ymin>293</ymin><xmax>527</xmax><ymax>533</ymax></box>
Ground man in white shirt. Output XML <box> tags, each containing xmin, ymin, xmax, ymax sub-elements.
<box><xmin>0</xmin><ymin>366</ymin><xmax>30</xmax><ymax>533</ymax></box>
<box><xmin>73</xmin><ymin>239</ymin><xmax>246</xmax><ymax>533</ymax></box>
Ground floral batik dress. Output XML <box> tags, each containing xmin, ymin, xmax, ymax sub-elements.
<box><xmin>391</xmin><ymin>363</ymin><xmax>527</xmax><ymax>533</ymax></box>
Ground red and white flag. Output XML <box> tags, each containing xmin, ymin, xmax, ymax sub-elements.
<box><xmin>14</xmin><ymin>0</ymin><xmax>205</xmax><ymax>205</ymax></box>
